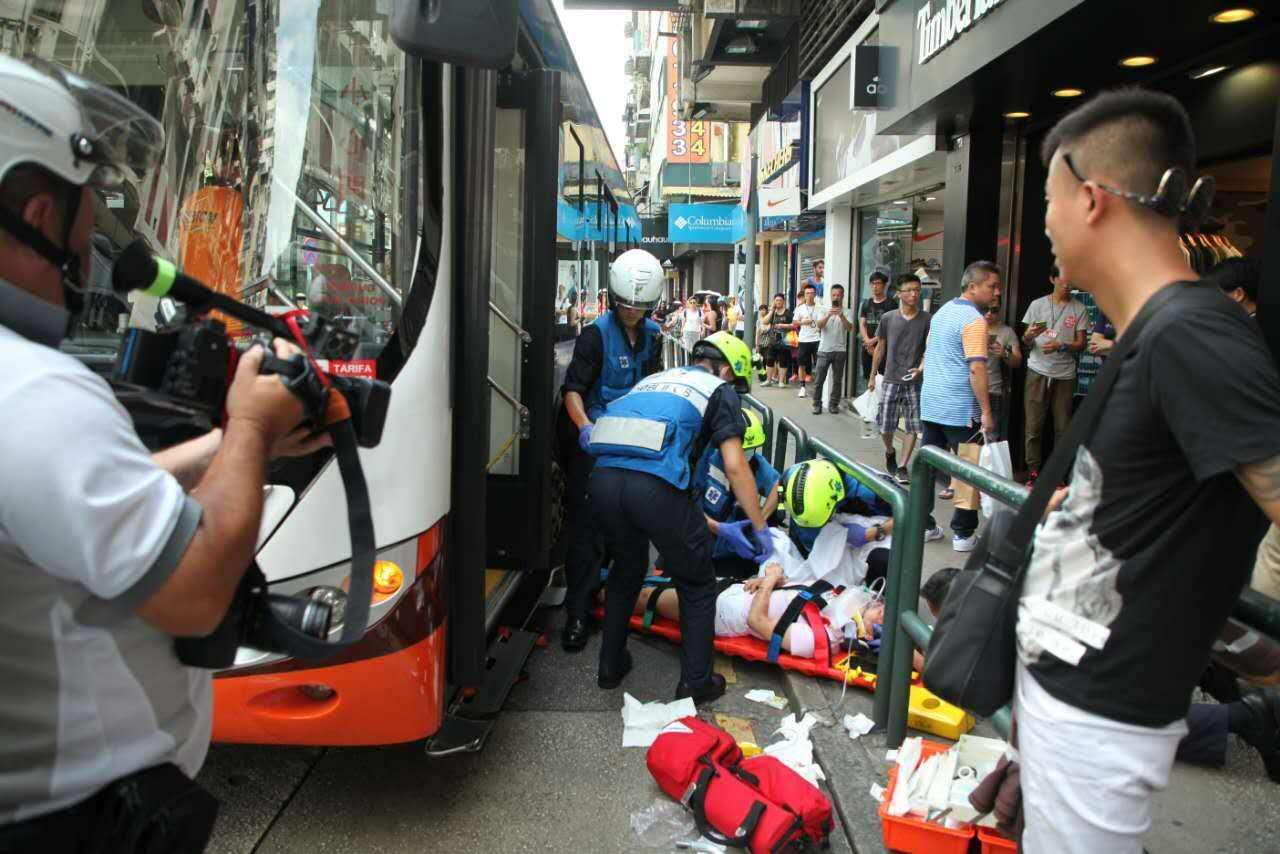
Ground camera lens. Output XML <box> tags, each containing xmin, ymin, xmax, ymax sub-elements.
<box><xmin>264</xmin><ymin>593</ymin><xmax>334</xmax><ymax>640</ymax></box>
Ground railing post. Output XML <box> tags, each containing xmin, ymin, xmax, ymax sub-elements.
<box><xmin>771</xmin><ymin>417</ymin><xmax>811</xmax><ymax>474</ymax></box>
<box><xmin>882</xmin><ymin>451</ymin><xmax>933</xmax><ymax>748</ymax></box>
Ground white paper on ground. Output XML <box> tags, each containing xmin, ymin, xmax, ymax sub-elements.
<box><xmin>870</xmin><ymin>783</ymin><xmax>887</xmax><ymax>803</ymax></box>
<box><xmin>744</xmin><ymin>689</ymin><xmax>788</xmax><ymax>710</ymax></box>
<box><xmin>764</xmin><ymin>713</ymin><xmax>826</xmax><ymax>786</ymax></box>
<box><xmin>621</xmin><ymin>692</ymin><xmax>697</xmax><ymax>747</ymax></box>
<box><xmin>842</xmin><ymin>713</ymin><xmax>875</xmax><ymax>739</ymax></box>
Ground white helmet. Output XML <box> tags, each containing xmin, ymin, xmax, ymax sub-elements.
<box><xmin>608</xmin><ymin>248</ymin><xmax>664</xmax><ymax>312</ymax></box>
<box><xmin>0</xmin><ymin>56</ymin><xmax>163</xmax><ymax>288</ymax></box>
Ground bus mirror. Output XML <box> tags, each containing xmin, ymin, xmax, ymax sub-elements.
<box><xmin>390</xmin><ymin>0</ymin><xmax>519</xmax><ymax>69</ymax></box>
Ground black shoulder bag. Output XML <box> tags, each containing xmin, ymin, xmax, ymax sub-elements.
<box><xmin>922</xmin><ymin>283</ymin><xmax>1189</xmax><ymax>716</ymax></box>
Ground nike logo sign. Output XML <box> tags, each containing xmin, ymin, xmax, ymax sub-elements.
<box><xmin>915</xmin><ymin>230</ymin><xmax>943</xmax><ymax>241</ymax></box>
<box><xmin>766</xmin><ymin>199</ymin><xmax>789</xmax><ymax>208</ymax></box>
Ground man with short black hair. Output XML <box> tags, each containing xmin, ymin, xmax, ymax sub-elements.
<box><xmin>1016</xmin><ymin>88</ymin><xmax>1280</xmax><ymax>853</ymax></box>
<box><xmin>812</xmin><ymin>283</ymin><xmax>854</xmax><ymax>414</ymax></box>
<box><xmin>1021</xmin><ymin>265</ymin><xmax>1089</xmax><ymax>482</ymax></box>
<box><xmin>919</xmin><ymin>260</ymin><xmax>1001</xmax><ymax>551</ymax></box>
<box><xmin>858</xmin><ymin>271</ymin><xmax>897</xmax><ymax>384</ymax></box>
<box><xmin>870</xmin><ymin>275</ymin><xmax>930</xmax><ymax>484</ymax></box>
<box><xmin>1211</xmin><ymin>255</ymin><xmax>1260</xmax><ymax>318</ymax></box>
<box><xmin>803</xmin><ymin>259</ymin><xmax>825</xmax><ymax>298</ymax></box>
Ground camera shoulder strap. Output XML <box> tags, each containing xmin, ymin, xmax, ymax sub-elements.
<box><xmin>990</xmin><ymin>281</ymin><xmax>1191</xmax><ymax>572</ymax></box>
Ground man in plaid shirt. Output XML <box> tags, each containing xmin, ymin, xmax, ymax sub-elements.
<box><xmin>869</xmin><ymin>275</ymin><xmax>931</xmax><ymax>488</ymax></box>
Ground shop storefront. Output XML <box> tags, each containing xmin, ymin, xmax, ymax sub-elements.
<box><xmin>812</xmin><ymin>0</ymin><xmax>1279</xmax><ymax>433</ymax></box>
<box><xmin>871</xmin><ymin>0</ymin><xmax>1279</xmax><ymax>462</ymax></box>
<box><xmin>806</xmin><ymin>13</ymin><xmax>948</xmax><ymax>392</ymax></box>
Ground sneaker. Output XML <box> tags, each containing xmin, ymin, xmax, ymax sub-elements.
<box><xmin>827</xmin><ymin>405</ymin><xmax>839</xmax><ymax>414</ymax></box>
<box><xmin>885</xmin><ymin>450</ymin><xmax>898</xmax><ymax>473</ymax></box>
<box><xmin>953</xmin><ymin>533</ymin><xmax>978</xmax><ymax>553</ymax></box>
<box><xmin>812</xmin><ymin>407</ymin><xmax>823</xmax><ymax>415</ymax></box>
<box><xmin>798</xmin><ymin>387</ymin><xmax>807</xmax><ymax>398</ymax></box>
<box><xmin>675</xmin><ymin>673</ymin><xmax>727</xmax><ymax>705</ymax></box>
<box><xmin>895</xmin><ymin>467</ymin><xmax>910</xmax><ymax>485</ymax></box>
<box><xmin>924</xmin><ymin>526</ymin><xmax>945</xmax><ymax>543</ymax></box>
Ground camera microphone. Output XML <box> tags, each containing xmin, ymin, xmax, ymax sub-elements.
<box><xmin>112</xmin><ymin>239</ymin><xmax>290</xmax><ymax>337</ymax></box>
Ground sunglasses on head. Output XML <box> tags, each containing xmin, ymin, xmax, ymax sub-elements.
<box><xmin>1061</xmin><ymin>152</ymin><xmax>1214</xmax><ymax>224</ymax></box>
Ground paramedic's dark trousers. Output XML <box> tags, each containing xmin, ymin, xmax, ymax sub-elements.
<box><xmin>564</xmin><ymin>443</ymin><xmax>605</xmax><ymax>620</ymax></box>
<box><xmin>589</xmin><ymin>467</ymin><xmax>717</xmax><ymax>686</ymax></box>
<box><xmin>1176</xmin><ymin>704</ymin><xmax>1230</xmax><ymax>766</ymax></box>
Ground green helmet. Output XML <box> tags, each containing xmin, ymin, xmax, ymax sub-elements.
<box><xmin>741</xmin><ymin>408</ymin><xmax>765</xmax><ymax>452</ymax></box>
<box><xmin>693</xmin><ymin>330</ymin><xmax>753</xmax><ymax>393</ymax></box>
<box><xmin>783</xmin><ymin>460</ymin><xmax>845</xmax><ymax>528</ymax></box>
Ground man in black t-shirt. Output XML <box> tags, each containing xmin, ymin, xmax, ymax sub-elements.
<box><xmin>1014</xmin><ymin>90</ymin><xmax>1280</xmax><ymax>853</ymax></box>
<box><xmin>858</xmin><ymin>271</ymin><xmax>898</xmax><ymax>383</ymax></box>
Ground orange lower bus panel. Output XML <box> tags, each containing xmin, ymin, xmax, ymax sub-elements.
<box><xmin>212</xmin><ymin>622</ymin><xmax>447</xmax><ymax>746</ymax></box>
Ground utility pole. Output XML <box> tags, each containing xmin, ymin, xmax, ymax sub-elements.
<box><xmin>743</xmin><ymin>152</ymin><xmax>758</xmax><ymax>350</ymax></box>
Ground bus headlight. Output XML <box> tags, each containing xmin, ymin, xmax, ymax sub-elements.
<box><xmin>307</xmin><ymin>585</ymin><xmax>347</xmax><ymax>633</ymax></box>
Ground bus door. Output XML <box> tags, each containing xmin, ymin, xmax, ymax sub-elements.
<box><xmin>485</xmin><ymin>68</ymin><xmax>563</xmax><ymax>572</ymax></box>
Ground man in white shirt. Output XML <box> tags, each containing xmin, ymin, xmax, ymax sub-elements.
<box><xmin>811</xmin><ymin>283</ymin><xmax>854</xmax><ymax>414</ymax></box>
<box><xmin>1021</xmin><ymin>265</ymin><xmax>1089</xmax><ymax>481</ymax></box>
<box><xmin>793</xmin><ymin>283</ymin><xmax>822</xmax><ymax>397</ymax></box>
<box><xmin>0</xmin><ymin>57</ymin><xmax>317</xmax><ymax>850</ymax></box>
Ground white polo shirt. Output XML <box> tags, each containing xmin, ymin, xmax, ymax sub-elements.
<box><xmin>0</xmin><ymin>320</ymin><xmax>208</xmax><ymax>823</ymax></box>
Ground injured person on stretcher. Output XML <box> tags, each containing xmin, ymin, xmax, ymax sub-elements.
<box><xmin>633</xmin><ymin>563</ymin><xmax>927</xmax><ymax>671</ymax></box>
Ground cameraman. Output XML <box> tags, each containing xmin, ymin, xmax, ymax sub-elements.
<box><xmin>0</xmin><ymin>57</ymin><xmax>322</xmax><ymax>852</ymax></box>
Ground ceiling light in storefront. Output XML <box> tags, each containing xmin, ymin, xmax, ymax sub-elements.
<box><xmin>737</xmin><ymin>20</ymin><xmax>770</xmax><ymax>30</ymax></box>
<box><xmin>725</xmin><ymin>36</ymin><xmax>760</xmax><ymax>55</ymax></box>
<box><xmin>1211</xmin><ymin>8</ymin><xmax>1256</xmax><ymax>24</ymax></box>
<box><xmin>1052</xmin><ymin>88</ymin><xmax>1085</xmax><ymax>98</ymax></box>
<box><xmin>893</xmin><ymin>200</ymin><xmax>908</xmax><ymax>205</ymax></box>
<box><xmin>1191</xmin><ymin>64</ymin><xmax>1230</xmax><ymax>79</ymax></box>
<box><xmin>1120</xmin><ymin>55</ymin><xmax>1158</xmax><ymax>67</ymax></box>
<box><xmin>1003</xmin><ymin>111</ymin><xmax>1031</xmax><ymax>119</ymax></box>
<box><xmin>925</xmin><ymin>197</ymin><xmax>938</xmax><ymax>202</ymax></box>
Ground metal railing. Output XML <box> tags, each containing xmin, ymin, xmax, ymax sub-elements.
<box><xmin>878</xmin><ymin>445</ymin><xmax>1028</xmax><ymax>748</ymax></box>
<box><xmin>772</xmin><ymin>416</ymin><xmax>811</xmax><ymax>474</ymax></box>
<box><xmin>806</xmin><ymin>436</ymin><xmax>912</xmax><ymax>725</ymax></box>
<box><xmin>882</xmin><ymin>443</ymin><xmax>1280</xmax><ymax>749</ymax></box>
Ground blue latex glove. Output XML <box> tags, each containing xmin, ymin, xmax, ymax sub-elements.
<box><xmin>867</xmin><ymin>636</ymin><xmax>882</xmax><ymax>654</ymax></box>
<box><xmin>843</xmin><ymin>522</ymin><xmax>869</xmax><ymax>547</ymax></box>
<box><xmin>578</xmin><ymin>423</ymin><xmax>594</xmax><ymax>453</ymax></box>
<box><xmin>751</xmin><ymin>526</ymin><xmax>774</xmax><ymax>562</ymax></box>
<box><xmin>717</xmin><ymin>520</ymin><xmax>756</xmax><ymax>560</ymax></box>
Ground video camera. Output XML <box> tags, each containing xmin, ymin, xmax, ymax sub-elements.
<box><xmin>109</xmin><ymin>239</ymin><xmax>387</xmax><ymax>667</ymax></box>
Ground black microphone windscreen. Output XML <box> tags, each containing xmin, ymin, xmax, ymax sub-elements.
<box><xmin>112</xmin><ymin>240</ymin><xmax>158</xmax><ymax>295</ymax></box>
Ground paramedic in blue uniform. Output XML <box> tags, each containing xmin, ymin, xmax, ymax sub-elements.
<box><xmin>586</xmin><ymin>332</ymin><xmax>771</xmax><ymax>703</ymax></box>
<box><xmin>558</xmin><ymin>249</ymin><xmax>665</xmax><ymax>651</ymax></box>
<box><xmin>782</xmin><ymin>459</ymin><xmax>897</xmax><ymax>587</ymax></box>
<box><xmin>691</xmin><ymin>408</ymin><xmax>782</xmax><ymax>580</ymax></box>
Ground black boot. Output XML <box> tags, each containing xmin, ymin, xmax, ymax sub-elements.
<box><xmin>1236</xmin><ymin>688</ymin><xmax>1280</xmax><ymax>783</ymax></box>
<box><xmin>598</xmin><ymin>649</ymin><xmax>633</xmax><ymax>689</ymax></box>
<box><xmin>561</xmin><ymin>616</ymin><xmax>591</xmax><ymax>652</ymax></box>
<box><xmin>675</xmin><ymin>673</ymin><xmax>726</xmax><ymax>705</ymax></box>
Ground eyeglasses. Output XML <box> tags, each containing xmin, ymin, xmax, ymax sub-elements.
<box><xmin>1061</xmin><ymin>152</ymin><xmax>1214</xmax><ymax>222</ymax></box>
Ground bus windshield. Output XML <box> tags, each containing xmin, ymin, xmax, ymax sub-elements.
<box><xmin>1</xmin><ymin>1</ymin><xmax>420</xmax><ymax>372</ymax></box>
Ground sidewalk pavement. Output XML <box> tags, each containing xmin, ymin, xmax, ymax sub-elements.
<box><xmin>751</xmin><ymin>379</ymin><xmax>1280</xmax><ymax>854</ymax></box>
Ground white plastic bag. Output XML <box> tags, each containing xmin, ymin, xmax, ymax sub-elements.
<box><xmin>978</xmin><ymin>440</ymin><xmax>1014</xmax><ymax>517</ymax></box>
<box><xmin>853</xmin><ymin>384</ymin><xmax>882</xmax><ymax>423</ymax></box>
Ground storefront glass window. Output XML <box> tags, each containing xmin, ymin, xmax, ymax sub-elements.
<box><xmin>2</xmin><ymin>2</ymin><xmax>420</xmax><ymax>372</ymax></box>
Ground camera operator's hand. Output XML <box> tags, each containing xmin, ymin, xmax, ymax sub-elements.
<box><xmin>272</xmin><ymin>424</ymin><xmax>332</xmax><ymax>459</ymax></box>
<box><xmin>226</xmin><ymin>340</ymin><xmax>309</xmax><ymax>444</ymax></box>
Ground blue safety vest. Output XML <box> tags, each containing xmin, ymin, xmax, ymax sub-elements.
<box><xmin>589</xmin><ymin>365</ymin><xmax>726</xmax><ymax>490</ymax></box>
<box><xmin>583</xmin><ymin>311</ymin><xmax>660</xmax><ymax>421</ymax></box>
<box><xmin>693</xmin><ymin>449</ymin><xmax>781</xmax><ymax>522</ymax></box>
<box><xmin>692</xmin><ymin>451</ymin><xmax>781</xmax><ymax>559</ymax></box>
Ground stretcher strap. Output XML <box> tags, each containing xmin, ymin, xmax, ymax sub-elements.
<box><xmin>801</xmin><ymin>603</ymin><xmax>831</xmax><ymax>671</ymax></box>
<box><xmin>642</xmin><ymin>576</ymin><xmax>673</xmax><ymax>629</ymax></box>
<box><xmin>767</xmin><ymin>580</ymin><xmax>833</xmax><ymax>663</ymax></box>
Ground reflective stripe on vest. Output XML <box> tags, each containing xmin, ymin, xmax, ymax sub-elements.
<box><xmin>589</xmin><ymin>365</ymin><xmax>726</xmax><ymax>490</ymax></box>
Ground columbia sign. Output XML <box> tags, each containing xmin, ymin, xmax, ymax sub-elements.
<box><xmin>667</xmin><ymin>203</ymin><xmax>747</xmax><ymax>244</ymax></box>
<box><xmin>916</xmin><ymin>0</ymin><xmax>1007</xmax><ymax>65</ymax></box>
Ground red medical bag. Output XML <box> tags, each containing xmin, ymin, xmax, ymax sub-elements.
<box><xmin>646</xmin><ymin>717</ymin><xmax>833</xmax><ymax>852</ymax></box>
